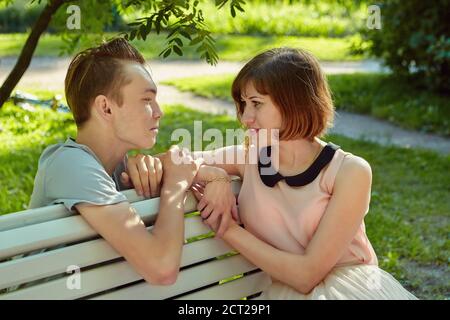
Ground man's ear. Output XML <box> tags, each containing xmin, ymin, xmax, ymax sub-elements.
<box><xmin>92</xmin><ymin>95</ymin><xmax>112</xmax><ymax>120</ymax></box>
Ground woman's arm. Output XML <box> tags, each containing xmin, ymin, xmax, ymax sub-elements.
<box><xmin>221</xmin><ymin>155</ymin><xmax>373</xmax><ymax>294</ymax></box>
<box><xmin>192</xmin><ymin>145</ymin><xmax>245</xmax><ymax>178</ymax></box>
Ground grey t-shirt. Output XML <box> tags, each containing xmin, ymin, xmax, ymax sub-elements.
<box><xmin>3</xmin><ymin>138</ymin><xmax>129</xmax><ymax>293</ymax></box>
<box><xmin>29</xmin><ymin>137</ymin><xmax>128</xmax><ymax>211</ymax></box>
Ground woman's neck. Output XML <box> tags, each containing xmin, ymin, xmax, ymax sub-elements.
<box><xmin>274</xmin><ymin>137</ymin><xmax>325</xmax><ymax>176</ymax></box>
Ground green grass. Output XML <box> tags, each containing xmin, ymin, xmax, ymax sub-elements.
<box><xmin>0</xmin><ymin>33</ymin><xmax>363</xmax><ymax>62</ymax></box>
<box><xmin>163</xmin><ymin>73</ymin><xmax>450</xmax><ymax>136</ymax></box>
<box><xmin>193</xmin><ymin>0</ymin><xmax>367</xmax><ymax>38</ymax></box>
<box><xmin>0</xmin><ymin>99</ymin><xmax>449</xmax><ymax>299</ymax></box>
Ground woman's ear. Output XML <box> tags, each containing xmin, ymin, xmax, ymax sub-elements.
<box><xmin>92</xmin><ymin>95</ymin><xmax>112</xmax><ymax>120</ymax></box>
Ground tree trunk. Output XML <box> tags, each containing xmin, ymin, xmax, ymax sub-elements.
<box><xmin>0</xmin><ymin>0</ymin><xmax>66</xmax><ymax>109</ymax></box>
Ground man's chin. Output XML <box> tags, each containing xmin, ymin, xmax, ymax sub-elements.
<box><xmin>140</xmin><ymin>137</ymin><xmax>156</xmax><ymax>149</ymax></box>
<box><xmin>127</xmin><ymin>138</ymin><xmax>155</xmax><ymax>150</ymax></box>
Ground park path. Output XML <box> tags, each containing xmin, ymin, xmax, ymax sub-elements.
<box><xmin>1</xmin><ymin>57</ymin><xmax>449</xmax><ymax>154</ymax></box>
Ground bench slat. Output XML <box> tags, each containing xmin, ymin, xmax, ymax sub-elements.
<box><xmin>0</xmin><ymin>195</ymin><xmax>209</xmax><ymax>260</ymax></box>
<box><xmin>0</xmin><ymin>231</ymin><xmax>232</xmax><ymax>290</ymax></box>
<box><xmin>175</xmin><ymin>271</ymin><xmax>271</xmax><ymax>300</ymax></box>
<box><xmin>0</xmin><ymin>189</ymin><xmax>141</xmax><ymax>232</ymax></box>
<box><xmin>90</xmin><ymin>255</ymin><xmax>259</xmax><ymax>300</ymax></box>
<box><xmin>0</xmin><ymin>180</ymin><xmax>242</xmax><ymax>233</ymax></box>
<box><xmin>2</xmin><ymin>254</ymin><xmax>257</xmax><ymax>300</ymax></box>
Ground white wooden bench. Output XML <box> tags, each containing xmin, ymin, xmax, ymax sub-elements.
<box><xmin>0</xmin><ymin>180</ymin><xmax>271</xmax><ymax>300</ymax></box>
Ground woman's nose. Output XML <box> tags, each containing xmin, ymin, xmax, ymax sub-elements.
<box><xmin>241</xmin><ymin>110</ymin><xmax>255</xmax><ymax>127</ymax></box>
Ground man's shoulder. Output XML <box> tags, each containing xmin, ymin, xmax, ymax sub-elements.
<box><xmin>30</xmin><ymin>141</ymin><xmax>126</xmax><ymax>211</ymax></box>
<box><xmin>40</xmin><ymin>141</ymin><xmax>102</xmax><ymax>175</ymax></box>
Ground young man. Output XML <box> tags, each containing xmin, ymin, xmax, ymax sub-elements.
<box><xmin>28</xmin><ymin>38</ymin><xmax>229</xmax><ymax>285</ymax></box>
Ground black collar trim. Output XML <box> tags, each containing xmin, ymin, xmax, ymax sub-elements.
<box><xmin>257</xmin><ymin>142</ymin><xmax>341</xmax><ymax>188</ymax></box>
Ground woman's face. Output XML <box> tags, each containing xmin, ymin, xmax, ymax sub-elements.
<box><xmin>240</xmin><ymin>81</ymin><xmax>282</xmax><ymax>146</ymax></box>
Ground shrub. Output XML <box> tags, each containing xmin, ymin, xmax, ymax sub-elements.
<box><xmin>358</xmin><ymin>0</ymin><xmax>450</xmax><ymax>93</ymax></box>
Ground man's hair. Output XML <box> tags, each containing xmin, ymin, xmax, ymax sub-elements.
<box><xmin>231</xmin><ymin>47</ymin><xmax>334</xmax><ymax>140</ymax></box>
<box><xmin>65</xmin><ymin>37</ymin><xmax>146</xmax><ymax>127</ymax></box>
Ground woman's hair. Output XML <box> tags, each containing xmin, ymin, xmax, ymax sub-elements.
<box><xmin>231</xmin><ymin>47</ymin><xmax>334</xmax><ymax>140</ymax></box>
<box><xmin>65</xmin><ymin>37</ymin><xmax>146</xmax><ymax>128</ymax></box>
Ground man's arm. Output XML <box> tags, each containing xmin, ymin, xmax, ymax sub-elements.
<box><xmin>75</xmin><ymin>181</ymin><xmax>188</xmax><ymax>285</ymax></box>
<box><xmin>76</xmin><ymin>146</ymin><xmax>200</xmax><ymax>285</ymax></box>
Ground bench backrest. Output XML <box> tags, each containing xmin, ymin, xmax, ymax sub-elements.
<box><xmin>0</xmin><ymin>180</ymin><xmax>270</xmax><ymax>300</ymax></box>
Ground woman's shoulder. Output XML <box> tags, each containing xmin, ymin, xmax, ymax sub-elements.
<box><xmin>335</xmin><ymin>152</ymin><xmax>372</xmax><ymax>187</ymax></box>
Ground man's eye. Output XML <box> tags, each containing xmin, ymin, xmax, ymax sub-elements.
<box><xmin>143</xmin><ymin>99</ymin><xmax>152</xmax><ymax>103</ymax></box>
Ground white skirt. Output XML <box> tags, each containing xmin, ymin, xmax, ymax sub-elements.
<box><xmin>256</xmin><ymin>264</ymin><xmax>418</xmax><ymax>300</ymax></box>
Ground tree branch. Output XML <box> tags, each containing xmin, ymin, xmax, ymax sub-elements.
<box><xmin>0</xmin><ymin>0</ymin><xmax>66</xmax><ymax>108</ymax></box>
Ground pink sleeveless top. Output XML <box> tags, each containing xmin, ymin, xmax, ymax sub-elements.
<box><xmin>238</xmin><ymin>146</ymin><xmax>378</xmax><ymax>267</ymax></box>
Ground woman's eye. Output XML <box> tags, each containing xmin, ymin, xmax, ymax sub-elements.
<box><xmin>253</xmin><ymin>101</ymin><xmax>261</xmax><ymax>108</ymax></box>
<box><xmin>143</xmin><ymin>99</ymin><xmax>152</xmax><ymax>104</ymax></box>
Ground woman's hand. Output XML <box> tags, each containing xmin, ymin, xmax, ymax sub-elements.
<box><xmin>122</xmin><ymin>154</ymin><xmax>163</xmax><ymax>198</ymax></box>
<box><xmin>191</xmin><ymin>166</ymin><xmax>239</xmax><ymax>238</ymax></box>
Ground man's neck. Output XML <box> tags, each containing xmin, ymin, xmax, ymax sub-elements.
<box><xmin>75</xmin><ymin>125</ymin><xmax>128</xmax><ymax>176</ymax></box>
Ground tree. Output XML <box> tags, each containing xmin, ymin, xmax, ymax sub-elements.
<box><xmin>0</xmin><ymin>0</ymin><xmax>246</xmax><ymax>108</ymax></box>
<box><xmin>357</xmin><ymin>0</ymin><xmax>450</xmax><ymax>93</ymax></box>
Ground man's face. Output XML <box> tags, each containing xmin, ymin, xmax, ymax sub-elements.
<box><xmin>111</xmin><ymin>62</ymin><xmax>162</xmax><ymax>150</ymax></box>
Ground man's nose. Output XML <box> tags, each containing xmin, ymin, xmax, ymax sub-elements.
<box><xmin>152</xmin><ymin>101</ymin><xmax>163</xmax><ymax>119</ymax></box>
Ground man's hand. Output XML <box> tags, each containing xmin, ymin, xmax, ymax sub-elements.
<box><xmin>123</xmin><ymin>154</ymin><xmax>163</xmax><ymax>198</ymax></box>
<box><xmin>158</xmin><ymin>145</ymin><xmax>203</xmax><ymax>191</ymax></box>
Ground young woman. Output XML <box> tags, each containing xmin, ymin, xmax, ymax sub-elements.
<box><xmin>192</xmin><ymin>47</ymin><xmax>417</xmax><ymax>299</ymax></box>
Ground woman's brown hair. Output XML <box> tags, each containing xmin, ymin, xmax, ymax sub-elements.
<box><xmin>65</xmin><ymin>37</ymin><xmax>146</xmax><ymax>128</ymax></box>
<box><xmin>231</xmin><ymin>47</ymin><xmax>334</xmax><ymax>140</ymax></box>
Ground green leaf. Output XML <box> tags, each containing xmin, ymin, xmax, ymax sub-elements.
<box><xmin>161</xmin><ymin>48</ymin><xmax>172</xmax><ymax>58</ymax></box>
<box><xmin>127</xmin><ymin>22</ymin><xmax>142</xmax><ymax>27</ymax></box>
<box><xmin>174</xmin><ymin>38</ymin><xmax>183</xmax><ymax>47</ymax></box>
<box><xmin>129</xmin><ymin>29</ymin><xmax>137</xmax><ymax>41</ymax></box>
<box><xmin>189</xmin><ymin>37</ymin><xmax>203</xmax><ymax>46</ymax></box>
<box><xmin>173</xmin><ymin>45</ymin><xmax>183</xmax><ymax>56</ymax></box>
<box><xmin>215</xmin><ymin>0</ymin><xmax>227</xmax><ymax>10</ymax></box>
<box><xmin>178</xmin><ymin>31</ymin><xmax>190</xmax><ymax>41</ymax></box>
<box><xmin>230</xmin><ymin>6</ymin><xmax>236</xmax><ymax>18</ymax></box>
<box><xmin>139</xmin><ymin>24</ymin><xmax>147</xmax><ymax>41</ymax></box>
<box><xmin>235</xmin><ymin>4</ymin><xmax>245</xmax><ymax>13</ymax></box>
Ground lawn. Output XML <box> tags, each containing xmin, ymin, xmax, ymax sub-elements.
<box><xmin>0</xmin><ymin>33</ymin><xmax>363</xmax><ymax>62</ymax></box>
<box><xmin>195</xmin><ymin>0</ymin><xmax>366</xmax><ymax>38</ymax></box>
<box><xmin>0</xmin><ymin>98</ymin><xmax>448</xmax><ymax>299</ymax></box>
<box><xmin>163</xmin><ymin>73</ymin><xmax>450</xmax><ymax>137</ymax></box>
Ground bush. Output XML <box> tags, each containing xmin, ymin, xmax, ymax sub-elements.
<box><xmin>358</xmin><ymin>0</ymin><xmax>450</xmax><ymax>93</ymax></box>
<box><xmin>0</xmin><ymin>0</ymin><xmax>43</xmax><ymax>33</ymax></box>
<box><xmin>0</xmin><ymin>0</ymin><xmax>126</xmax><ymax>33</ymax></box>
